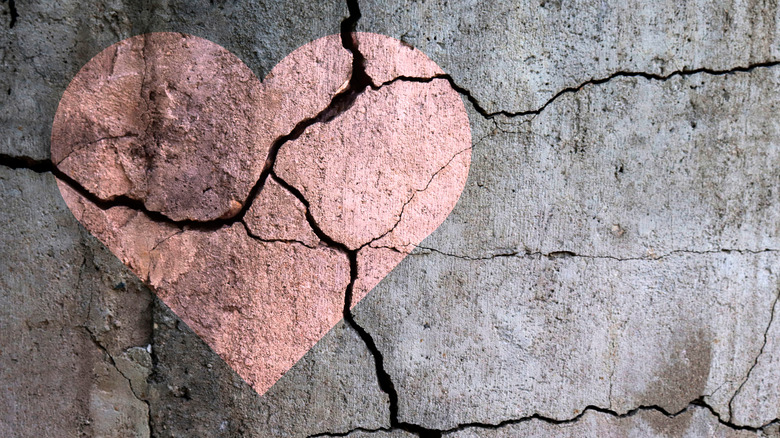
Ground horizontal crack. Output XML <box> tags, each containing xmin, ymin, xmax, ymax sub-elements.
<box><xmin>404</xmin><ymin>246</ymin><xmax>780</xmax><ymax>262</ymax></box>
<box><xmin>239</xmin><ymin>219</ymin><xmax>318</xmax><ymax>249</ymax></box>
<box><xmin>438</xmin><ymin>397</ymin><xmax>778</xmax><ymax>435</ymax></box>
<box><xmin>310</xmin><ymin>397</ymin><xmax>778</xmax><ymax>436</ymax></box>
<box><xmin>377</xmin><ymin>60</ymin><xmax>780</xmax><ymax>120</ymax></box>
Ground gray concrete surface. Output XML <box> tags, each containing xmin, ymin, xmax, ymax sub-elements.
<box><xmin>2</xmin><ymin>0</ymin><xmax>779</xmax><ymax>437</ymax></box>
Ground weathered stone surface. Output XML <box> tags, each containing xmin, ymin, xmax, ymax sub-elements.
<box><xmin>447</xmin><ymin>406</ymin><xmax>770</xmax><ymax>437</ymax></box>
<box><xmin>359</xmin><ymin>0</ymin><xmax>780</xmax><ymax>115</ymax></box>
<box><xmin>276</xmin><ymin>40</ymin><xmax>470</xmax><ymax>249</ymax></box>
<box><xmin>730</xmin><ymin>294</ymin><xmax>780</xmax><ymax>427</ymax></box>
<box><xmin>423</xmin><ymin>69</ymin><xmax>780</xmax><ymax>260</ymax></box>
<box><xmin>1</xmin><ymin>0</ymin><xmax>347</xmax><ymax>160</ymax></box>
<box><xmin>4</xmin><ymin>0</ymin><xmax>780</xmax><ymax>436</ymax></box>
<box><xmin>52</xmin><ymin>30</ymin><xmax>472</xmax><ymax>398</ymax></box>
<box><xmin>52</xmin><ymin>33</ymin><xmax>267</xmax><ymax>221</ymax></box>
<box><xmin>276</xmin><ymin>34</ymin><xmax>471</xmax><ymax>306</ymax></box>
<box><xmin>65</xmin><ymin>181</ymin><xmax>352</xmax><ymax>396</ymax></box>
<box><xmin>352</xmin><ymin>67</ymin><xmax>780</xmax><ymax>430</ymax></box>
<box><xmin>357</xmin><ymin>250</ymin><xmax>777</xmax><ymax>429</ymax></box>
<box><xmin>148</xmin><ymin>303</ymin><xmax>390</xmax><ymax>437</ymax></box>
<box><xmin>0</xmin><ymin>167</ymin><xmax>151</xmax><ymax>437</ymax></box>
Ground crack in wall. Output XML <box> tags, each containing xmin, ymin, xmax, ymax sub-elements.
<box><xmin>3</xmin><ymin>0</ymin><xmax>17</xmax><ymax>28</ymax></box>
<box><xmin>2</xmin><ymin>4</ymin><xmax>780</xmax><ymax>437</ymax></box>
<box><xmin>78</xmin><ymin>323</ymin><xmax>152</xmax><ymax>435</ymax></box>
<box><xmin>364</xmin><ymin>145</ymin><xmax>473</xmax><ymax>250</ymax></box>
<box><xmin>727</xmin><ymin>287</ymin><xmax>780</xmax><ymax>423</ymax></box>
<box><xmin>442</xmin><ymin>60</ymin><xmax>780</xmax><ymax>121</ymax></box>
<box><xmin>308</xmin><ymin>397</ymin><xmax>779</xmax><ymax>437</ymax></box>
<box><xmin>403</xmin><ymin>246</ymin><xmax>780</xmax><ymax>262</ymax></box>
<box><xmin>76</xmin><ymin>243</ymin><xmax>154</xmax><ymax>436</ymax></box>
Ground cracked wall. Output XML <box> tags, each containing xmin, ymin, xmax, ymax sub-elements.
<box><xmin>1</xmin><ymin>0</ymin><xmax>780</xmax><ymax>437</ymax></box>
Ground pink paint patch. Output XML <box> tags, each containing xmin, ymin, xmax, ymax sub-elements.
<box><xmin>52</xmin><ymin>32</ymin><xmax>470</xmax><ymax>396</ymax></box>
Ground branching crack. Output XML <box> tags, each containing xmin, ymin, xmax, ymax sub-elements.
<box><xmin>79</xmin><ymin>324</ymin><xmax>152</xmax><ymax>431</ymax></box>
<box><xmin>4</xmin><ymin>4</ymin><xmax>780</xmax><ymax>437</ymax></box>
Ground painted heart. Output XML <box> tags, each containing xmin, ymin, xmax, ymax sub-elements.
<box><xmin>51</xmin><ymin>32</ymin><xmax>471</xmax><ymax>396</ymax></box>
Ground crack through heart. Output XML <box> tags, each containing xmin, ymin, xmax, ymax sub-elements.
<box><xmin>51</xmin><ymin>31</ymin><xmax>471</xmax><ymax>396</ymax></box>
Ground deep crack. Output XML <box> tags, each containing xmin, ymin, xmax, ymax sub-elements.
<box><xmin>3</xmin><ymin>0</ymin><xmax>17</xmax><ymax>28</ymax></box>
<box><xmin>440</xmin><ymin>60</ymin><xmax>780</xmax><ymax>120</ymax></box>
<box><xmin>308</xmin><ymin>397</ymin><xmax>779</xmax><ymax>436</ymax></box>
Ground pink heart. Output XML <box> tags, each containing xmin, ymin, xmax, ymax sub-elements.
<box><xmin>51</xmin><ymin>32</ymin><xmax>471</xmax><ymax>396</ymax></box>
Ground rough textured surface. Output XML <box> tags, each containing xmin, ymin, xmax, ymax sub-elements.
<box><xmin>52</xmin><ymin>33</ymin><xmax>269</xmax><ymax>221</ymax></box>
<box><xmin>0</xmin><ymin>167</ymin><xmax>151</xmax><ymax>437</ymax></box>
<box><xmin>147</xmin><ymin>305</ymin><xmax>390</xmax><ymax>437</ymax></box>
<box><xmin>1</xmin><ymin>0</ymin><xmax>348</xmax><ymax>160</ymax></box>
<box><xmin>353</xmin><ymin>67</ymin><xmax>780</xmax><ymax>431</ymax></box>
<box><xmin>3</xmin><ymin>0</ymin><xmax>780</xmax><ymax>437</ymax></box>
<box><xmin>245</xmin><ymin>178</ymin><xmax>321</xmax><ymax>247</ymax></box>
<box><xmin>51</xmin><ymin>30</ymin><xmax>468</xmax><ymax>398</ymax></box>
<box><xmin>359</xmin><ymin>0</ymin><xmax>780</xmax><ymax>115</ymax></box>
<box><xmin>446</xmin><ymin>406</ymin><xmax>772</xmax><ymax>437</ymax></box>
<box><xmin>52</xmin><ymin>32</ymin><xmax>351</xmax><ymax>222</ymax></box>
<box><xmin>276</xmin><ymin>33</ymin><xmax>471</xmax><ymax>302</ymax></box>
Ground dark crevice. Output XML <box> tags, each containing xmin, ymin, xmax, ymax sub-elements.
<box><xmin>311</xmin><ymin>398</ymin><xmax>778</xmax><ymax>436</ymax></box>
<box><xmin>0</xmin><ymin>154</ymin><xmax>55</xmax><ymax>173</ymax></box>
<box><xmin>375</xmin><ymin>60</ymin><xmax>780</xmax><ymax>120</ymax></box>
<box><xmin>4</xmin><ymin>0</ymin><xmax>17</xmax><ymax>28</ymax></box>
<box><xmin>1</xmin><ymin>0</ymin><xmax>376</xmax><ymax>236</ymax></box>
<box><xmin>308</xmin><ymin>426</ymin><xmax>392</xmax><ymax>438</ymax></box>
<box><xmin>728</xmin><ymin>287</ymin><xmax>780</xmax><ymax>421</ymax></box>
<box><xmin>436</xmin><ymin>397</ymin><xmax>777</xmax><ymax>435</ymax></box>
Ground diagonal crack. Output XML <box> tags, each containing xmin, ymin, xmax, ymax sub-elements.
<box><xmin>727</xmin><ymin>287</ymin><xmax>780</xmax><ymax>422</ymax></box>
<box><xmin>1</xmin><ymin>11</ymin><xmax>376</xmax><ymax>244</ymax></box>
<box><xmin>362</xmin><ymin>145</ymin><xmax>473</xmax><ymax>251</ymax></box>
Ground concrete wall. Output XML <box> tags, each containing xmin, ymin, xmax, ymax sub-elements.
<box><xmin>1</xmin><ymin>0</ymin><xmax>778</xmax><ymax>436</ymax></box>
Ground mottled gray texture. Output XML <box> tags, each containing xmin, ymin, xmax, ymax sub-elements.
<box><xmin>353</xmin><ymin>67</ymin><xmax>780</xmax><ymax>430</ymax></box>
<box><xmin>0</xmin><ymin>167</ymin><xmax>150</xmax><ymax>437</ymax></box>
<box><xmin>0</xmin><ymin>0</ymin><xmax>346</xmax><ymax>160</ymax></box>
<box><xmin>147</xmin><ymin>307</ymin><xmax>390</xmax><ymax>437</ymax></box>
<box><xmin>2</xmin><ymin>0</ymin><xmax>780</xmax><ymax>436</ymax></box>
<box><xmin>446</xmin><ymin>406</ymin><xmax>774</xmax><ymax>437</ymax></box>
<box><xmin>359</xmin><ymin>0</ymin><xmax>780</xmax><ymax>115</ymax></box>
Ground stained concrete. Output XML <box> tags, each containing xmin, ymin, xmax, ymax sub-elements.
<box><xmin>446</xmin><ymin>406</ymin><xmax>772</xmax><ymax>437</ymax></box>
<box><xmin>2</xmin><ymin>0</ymin><xmax>780</xmax><ymax>437</ymax></box>
<box><xmin>353</xmin><ymin>68</ymin><xmax>780</xmax><ymax>431</ymax></box>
